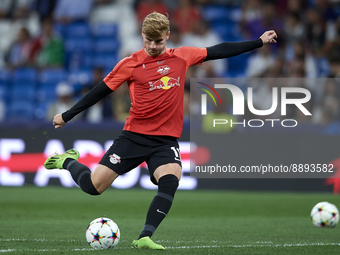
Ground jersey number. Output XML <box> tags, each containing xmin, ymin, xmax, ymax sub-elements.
<box><xmin>171</xmin><ymin>147</ymin><xmax>181</xmax><ymax>161</ymax></box>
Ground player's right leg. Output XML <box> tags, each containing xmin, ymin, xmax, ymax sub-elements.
<box><xmin>44</xmin><ymin>149</ymin><xmax>118</xmax><ymax>195</ymax></box>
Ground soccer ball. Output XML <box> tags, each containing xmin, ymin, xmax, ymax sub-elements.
<box><xmin>310</xmin><ymin>202</ymin><xmax>339</xmax><ymax>228</ymax></box>
<box><xmin>86</xmin><ymin>217</ymin><xmax>120</xmax><ymax>249</ymax></box>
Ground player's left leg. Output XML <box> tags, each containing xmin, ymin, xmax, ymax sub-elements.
<box><xmin>132</xmin><ymin>163</ymin><xmax>181</xmax><ymax>249</ymax></box>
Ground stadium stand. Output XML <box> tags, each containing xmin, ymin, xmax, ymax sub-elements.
<box><xmin>0</xmin><ymin>0</ymin><xmax>338</xmax><ymax>128</ymax></box>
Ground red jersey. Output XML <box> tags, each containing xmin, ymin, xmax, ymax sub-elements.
<box><xmin>104</xmin><ymin>47</ymin><xmax>207</xmax><ymax>138</ymax></box>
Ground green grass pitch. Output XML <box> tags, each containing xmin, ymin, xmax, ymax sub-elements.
<box><xmin>0</xmin><ymin>186</ymin><xmax>339</xmax><ymax>254</ymax></box>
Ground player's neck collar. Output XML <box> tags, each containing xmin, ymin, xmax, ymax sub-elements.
<box><xmin>143</xmin><ymin>47</ymin><xmax>169</xmax><ymax>58</ymax></box>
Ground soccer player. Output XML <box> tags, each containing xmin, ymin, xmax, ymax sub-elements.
<box><xmin>44</xmin><ymin>12</ymin><xmax>277</xmax><ymax>249</ymax></box>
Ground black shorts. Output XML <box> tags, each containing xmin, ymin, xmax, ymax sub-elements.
<box><xmin>99</xmin><ymin>131</ymin><xmax>182</xmax><ymax>185</ymax></box>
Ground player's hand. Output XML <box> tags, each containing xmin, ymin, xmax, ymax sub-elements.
<box><xmin>53</xmin><ymin>113</ymin><xmax>66</xmax><ymax>129</ymax></box>
<box><xmin>260</xmin><ymin>30</ymin><xmax>277</xmax><ymax>44</ymax></box>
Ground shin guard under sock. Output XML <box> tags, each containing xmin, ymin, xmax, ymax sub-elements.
<box><xmin>63</xmin><ymin>159</ymin><xmax>100</xmax><ymax>195</ymax></box>
<box><xmin>139</xmin><ymin>174</ymin><xmax>179</xmax><ymax>239</ymax></box>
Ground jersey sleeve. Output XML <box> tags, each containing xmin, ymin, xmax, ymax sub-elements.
<box><xmin>174</xmin><ymin>46</ymin><xmax>207</xmax><ymax>67</ymax></box>
<box><xmin>103</xmin><ymin>57</ymin><xmax>134</xmax><ymax>91</ymax></box>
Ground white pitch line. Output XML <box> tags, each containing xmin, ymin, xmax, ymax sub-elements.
<box><xmin>166</xmin><ymin>242</ymin><xmax>340</xmax><ymax>249</ymax></box>
<box><xmin>227</xmin><ymin>242</ymin><xmax>340</xmax><ymax>248</ymax></box>
<box><xmin>166</xmin><ymin>245</ymin><xmax>221</xmax><ymax>249</ymax></box>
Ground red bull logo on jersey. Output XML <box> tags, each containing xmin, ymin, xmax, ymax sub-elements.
<box><xmin>149</xmin><ymin>76</ymin><xmax>180</xmax><ymax>91</ymax></box>
<box><xmin>157</xmin><ymin>65</ymin><xmax>170</xmax><ymax>75</ymax></box>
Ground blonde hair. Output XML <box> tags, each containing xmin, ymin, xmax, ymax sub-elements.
<box><xmin>142</xmin><ymin>11</ymin><xmax>170</xmax><ymax>38</ymax></box>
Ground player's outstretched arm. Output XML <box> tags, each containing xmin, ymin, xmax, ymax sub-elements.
<box><xmin>204</xmin><ymin>30</ymin><xmax>278</xmax><ymax>61</ymax></box>
<box><xmin>53</xmin><ymin>113</ymin><xmax>66</xmax><ymax>129</ymax></box>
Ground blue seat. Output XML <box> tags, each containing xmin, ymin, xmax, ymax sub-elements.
<box><xmin>91</xmin><ymin>23</ymin><xmax>118</xmax><ymax>38</ymax></box>
<box><xmin>10</xmin><ymin>84</ymin><xmax>36</xmax><ymax>101</ymax></box>
<box><xmin>211</xmin><ymin>20</ymin><xmax>239</xmax><ymax>41</ymax></box>
<box><xmin>104</xmin><ymin>67</ymin><xmax>113</xmax><ymax>75</ymax></box>
<box><xmin>0</xmin><ymin>68</ymin><xmax>10</xmax><ymax>85</ymax></box>
<box><xmin>201</xmin><ymin>5</ymin><xmax>230</xmax><ymax>23</ymax></box>
<box><xmin>93</xmin><ymin>53</ymin><xmax>118</xmax><ymax>69</ymax></box>
<box><xmin>82</xmin><ymin>53</ymin><xmax>94</xmax><ymax>69</ymax></box>
<box><xmin>227</xmin><ymin>53</ymin><xmax>250</xmax><ymax>77</ymax></box>
<box><xmin>12</xmin><ymin>80</ymin><xmax>36</xmax><ymax>88</ymax></box>
<box><xmin>0</xmin><ymin>85</ymin><xmax>8</xmax><ymax>102</ymax></box>
<box><xmin>93</xmin><ymin>38</ymin><xmax>119</xmax><ymax>53</ymax></box>
<box><xmin>211</xmin><ymin>23</ymin><xmax>230</xmax><ymax>41</ymax></box>
<box><xmin>225</xmin><ymin>22</ymin><xmax>244</xmax><ymax>41</ymax></box>
<box><xmin>13</xmin><ymin>68</ymin><xmax>37</xmax><ymax>83</ymax></box>
<box><xmin>66</xmin><ymin>22</ymin><xmax>90</xmax><ymax>38</ymax></box>
<box><xmin>54</xmin><ymin>23</ymin><xmax>68</xmax><ymax>38</ymax></box>
<box><xmin>64</xmin><ymin>37</ymin><xmax>93</xmax><ymax>70</ymax></box>
<box><xmin>0</xmin><ymin>73</ymin><xmax>10</xmax><ymax>107</ymax></box>
<box><xmin>36</xmin><ymin>83</ymin><xmax>57</xmax><ymax>102</ymax></box>
<box><xmin>65</xmin><ymin>37</ymin><xmax>93</xmax><ymax>52</ymax></box>
<box><xmin>8</xmin><ymin>100</ymin><xmax>35</xmax><ymax>120</ymax></box>
<box><xmin>68</xmin><ymin>69</ymin><xmax>92</xmax><ymax>92</ymax></box>
<box><xmin>35</xmin><ymin>101</ymin><xmax>50</xmax><ymax>120</ymax></box>
<box><xmin>39</xmin><ymin>69</ymin><xmax>67</xmax><ymax>84</ymax></box>
<box><xmin>66</xmin><ymin>52</ymin><xmax>93</xmax><ymax>70</ymax></box>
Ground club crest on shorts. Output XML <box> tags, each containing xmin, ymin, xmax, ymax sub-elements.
<box><xmin>109</xmin><ymin>154</ymin><xmax>121</xmax><ymax>164</ymax></box>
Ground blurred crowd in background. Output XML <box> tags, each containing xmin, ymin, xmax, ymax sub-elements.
<box><xmin>0</xmin><ymin>0</ymin><xmax>339</xmax><ymax>130</ymax></box>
